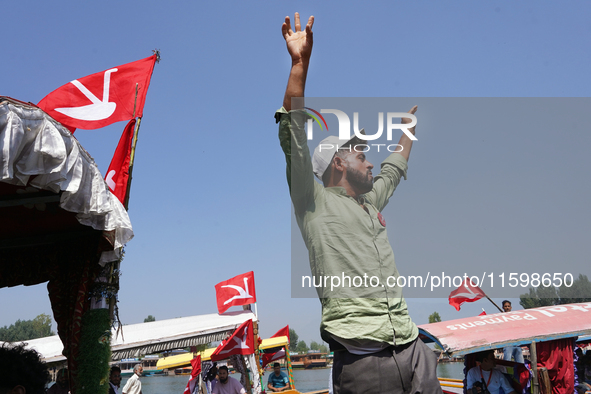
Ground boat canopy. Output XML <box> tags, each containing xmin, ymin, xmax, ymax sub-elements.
<box><xmin>156</xmin><ymin>347</ymin><xmax>217</xmax><ymax>370</ymax></box>
<box><xmin>11</xmin><ymin>310</ymin><xmax>256</xmax><ymax>363</ymax></box>
<box><xmin>0</xmin><ymin>96</ymin><xmax>133</xmax><ymax>265</ymax></box>
<box><xmin>419</xmin><ymin>302</ymin><xmax>591</xmax><ymax>356</ymax></box>
<box><xmin>260</xmin><ymin>336</ymin><xmax>289</xmax><ymax>350</ymax></box>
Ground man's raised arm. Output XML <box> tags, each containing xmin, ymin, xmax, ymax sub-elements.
<box><xmin>282</xmin><ymin>13</ymin><xmax>314</xmax><ymax>111</ymax></box>
<box><xmin>277</xmin><ymin>13</ymin><xmax>318</xmax><ymax>212</ymax></box>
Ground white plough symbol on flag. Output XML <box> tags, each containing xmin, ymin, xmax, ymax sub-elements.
<box><xmin>55</xmin><ymin>68</ymin><xmax>118</xmax><ymax>121</ymax></box>
<box><xmin>222</xmin><ymin>277</ymin><xmax>254</xmax><ymax>305</ymax></box>
<box><xmin>106</xmin><ymin>170</ymin><xmax>117</xmax><ymax>191</ymax></box>
<box><xmin>219</xmin><ymin>326</ymin><xmax>250</xmax><ymax>354</ymax></box>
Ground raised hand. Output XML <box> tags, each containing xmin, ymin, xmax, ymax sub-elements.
<box><xmin>401</xmin><ymin>105</ymin><xmax>418</xmax><ymax>136</ymax></box>
<box><xmin>282</xmin><ymin>12</ymin><xmax>314</xmax><ymax>64</ymax></box>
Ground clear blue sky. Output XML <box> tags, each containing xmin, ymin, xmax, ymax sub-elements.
<box><xmin>1</xmin><ymin>1</ymin><xmax>590</xmax><ymax>346</ymax></box>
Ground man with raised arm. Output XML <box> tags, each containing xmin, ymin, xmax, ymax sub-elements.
<box><xmin>276</xmin><ymin>12</ymin><xmax>441</xmax><ymax>394</ymax></box>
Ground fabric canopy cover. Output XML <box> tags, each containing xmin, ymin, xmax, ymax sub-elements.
<box><xmin>13</xmin><ymin>310</ymin><xmax>257</xmax><ymax>362</ymax></box>
<box><xmin>0</xmin><ymin>97</ymin><xmax>133</xmax><ymax>263</ymax></box>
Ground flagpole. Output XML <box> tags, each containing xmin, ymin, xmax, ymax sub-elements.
<box><xmin>123</xmin><ymin>116</ymin><xmax>141</xmax><ymax>209</ymax></box>
<box><xmin>485</xmin><ymin>295</ymin><xmax>503</xmax><ymax>313</ymax></box>
<box><xmin>123</xmin><ymin>83</ymin><xmax>141</xmax><ymax>210</ymax></box>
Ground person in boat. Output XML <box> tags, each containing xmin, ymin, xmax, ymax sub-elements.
<box><xmin>212</xmin><ymin>366</ymin><xmax>245</xmax><ymax>394</ymax></box>
<box><xmin>47</xmin><ymin>368</ymin><xmax>68</xmax><ymax>394</ymax></box>
<box><xmin>0</xmin><ymin>343</ymin><xmax>49</xmax><ymax>394</ymax></box>
<box><xmin>501</xmin><ymin>301</ymin><xmax>524</xmax><ymax>363</ymax></box>
<box><xmin>109</xmin><ymin>366</ymin><xmax>122</xmax><ymax>394</ymax></box>
<box><xmin>467</xmin><ymin>350</ymin><xmax>515</xmax><ymax>394</ymax></box>
<box><xmin>575</xmin><ymin>382</ymin><xmax>591</xmax><ymax>394</ymax></box>
<box><xmin>277</xmin><ymin>12</ymin><xmax>440</xmax><ymax>394</ymax></box>
<box><xmin>267</xmin><ymin>363</ymin><xmax>290</xmax><ymax>392</ymax></box>
<box><xmin>205</xmin><ymin>362</ymin><xmax>219</xmax><ymax>393</ymax></box>
<box><xmin>122</xmin><ymin>364</ymin><xmax>143</xmax><ymax>394</ymax></box>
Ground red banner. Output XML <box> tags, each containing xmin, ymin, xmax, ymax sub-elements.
<box><xmin>215</xmin><ymin>271</ymin><xmax>256</xmax><ymax>314</ymax></box>
<box><xmin>448</xmin><ymin>278</ymin><xmax>485</xmax><ymax>311</ymax></box>
<box><xmin>183</xmin><ymin>355</ymin><xmax>202</xmax><ymax>394</ymax></box>
<box><xmin>38</xmin><ymin>55</ymin><xmax>156</xmax><ymax>131</ymax></box>
<box><xmin>211</xmin><ymin>319</ymin><xmax>254</xmax><ymax>361</ymax></box>
<box><xmin>105</xmin><ymin>119</ymin><xmax>135</xmax><ymax>204</ymax></box>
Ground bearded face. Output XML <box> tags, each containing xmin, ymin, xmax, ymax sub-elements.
<box><xmin>343</xmin><ymin>152</ymin><xmax>374</xmax><ymax>194</ymax></box>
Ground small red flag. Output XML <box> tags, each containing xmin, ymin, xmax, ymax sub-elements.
<box><xmin>211</xmin><ymin>319</ymin><xmax>254</xmax><ymax>361</ymax></box>
<box><xmin>215</xmin><ymin>271</ymin><xmax>256</xmax><ymax>314</ymax></box>
<box><xmin>38</xmin><ymin>55</ymin><xmax>156</xmax><ymax>131</ymax></box>
<box><xmin>448</xmin><ymin>278</ymin><xmax>486</xmax><ymax>311</ymax></box>
<box><xmin>271</xmin><ymin>325</ymin><xmax>290</xmax><ymax>342</ymax></box>
<box><xmin>262</xmin><ymin>349</ymin><xmax>286</xmax><ymax>368</ymax></box>
<box><xmin>262</xmin><ymin>325</ymin><xmax>290</xmax><ymax>368</ymax></box>
<box><xmin>479</xmin><ymin>310</ymin><xmax>487</xmax><ymax>316</ymax></box>
<box><xmin>183</xmin><ymin>356</ymin><xmax>202</xmax><ymax>394</ymax></box>
<box><xmin>105</xmin><ymin>119</ymin><xmax>135</xmax><ymax>204</ymax></box>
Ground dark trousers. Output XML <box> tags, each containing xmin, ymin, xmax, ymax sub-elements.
<box><xmin>332</xmin><ymin>338</ymin><xmax>442</xmax><ymax>394</ymax></box>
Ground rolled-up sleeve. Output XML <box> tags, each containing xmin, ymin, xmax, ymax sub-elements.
<box><xmin>276</xmin><ymin>107</ymin><xmax>318</xmax><ymax>213</ymax></box>
<box><xmin>365</xmin><ymin>153</ymin><xmax>408</xmax><ymax>212</ymax></box>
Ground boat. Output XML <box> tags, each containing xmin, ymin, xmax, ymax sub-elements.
<box><xmin>115</xmin><ymin>355</ymin><xmax>163</xmax><ymax>376</ymax></box>
<box><xmin>418</xmin><ymin>302</ymin><xmax>591</xmax><ymax>394</ymax></box>
<box><xmin>290</xmin><ymin>352</ymin><xmax>328</xmax><ymax>369</ymax></box>
<box><xmin>259</xmin><ymin>336</ymin><xmax>329</xmax><ymax>393</ymax></box>
<box><xmin>117</xmin><ymin>358</ymin><xmax>141</xmax><ymax>377</ymax></box>
<box><xmin>174</xmin><ymin>366</ymin><xmax>193</xmax><ymax>376</ymax></box>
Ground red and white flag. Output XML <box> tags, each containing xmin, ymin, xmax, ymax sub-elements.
<box><xmin>38</xmin><ymin>55</ymin><xmax>157</xmax><ymax>131</ymax></box>
<box><xmin>479</xmin><ymin>309</ymin><xmax>487</xmax><ymax>316</ymax></box>
<box><xmin>182</xmin><ymin>356</ymin><xmax>202</xmax><ymax>394</ymax></box>
<box><xmin>448</xmin><ymin>278</ymin><xmax>486</xmax><ymax>311</ymax></box>
<box><xmin>211</xmin><ymin>319</ymin><xmax>254</xmax><ymax>361</ymax></box>
<box><xmin>105</xmin><ymin>119</ymin><xmax>135</xmax><ymax>203</ymax></box>
<box><xmin>262</xmin><ymin>325</ymin><xmax>290</xmax><ymax>368</ymax></box>
<box><xmin>215</xmin><ymin>271</ymin><xmax>256</xmax><ymax>314</ymax></box>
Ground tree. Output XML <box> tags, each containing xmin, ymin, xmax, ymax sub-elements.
<box><xmin>295</xmin><ymin>340</ymin><xmax>309</xmax><ymax>354</ymax></box>
<box><xmin>288</xmin><ymin>328</ymin><xmax>299</xmax><ymax>352</ymax></box>
<box><xmin>428</xmin><ymin>312</ymin><xmax>441</xmax><ymax>323</ymax></box>
<box><xmin>144</xmin><ymin>315</ymin><xmax>156</xmax><ymax>322</ymax></box>
<box><xmin>558</xmin><ymin>274</ymin><xmax>591</xmax><ymax>304</ymax></box>
<box><xmin>520</xmin><ymin>274</ymin><xmax>591</xmax><ymax>308</ymax></box>
<box><xmin>309</xmin><ymin>340</ymin><xmax>329</xmax><ymax>353</ymax></box>
<box><xmin>519</xmin><ymin>287</ymin><xmax>557</xmax><ymax>309</ymax></box>
<box><xmin>0</xmin><ymin>314</ymin><xmax>55</xmax><ymax>341</ymax></box>
<box><xmin>310</xmin><ymin>340</ymin><xmax>320</xmax><ymax>350</ymax></box>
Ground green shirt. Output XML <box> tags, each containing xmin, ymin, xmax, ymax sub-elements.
<box><xmin>276</xmin><ymin>107</ymin><xmax>418</xmax><ymax>346</ymax></box>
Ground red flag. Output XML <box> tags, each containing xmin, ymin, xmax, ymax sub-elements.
<box><xmin>105</xmin><ymin>119</ymin><xmax>135</xmax><ymax>203</ymax></box>
<box><xmin>262</xmin><ymin>349</ymin><xmax>286</xmax><ymax>368</ymax></box>
<box><xmin>211</xmin><ymin>319</ymin><xmax>254</xmax><ymax>361</ymax></box>
<box><xmin>215</xmin><ymin>271</ymin><xmax>256</xmax><ymax>314</ymax></box>
<box><xmin>38</xmin><ymin>55</ymin><xmax>156</xmax><ymax>131</ymax></box>
<box><xmin>261</xmin><ymin>325</ymin><xmax>290</xmax><ymax>368</ymax></box>
<box><xmin>479</xmin><ymin>310</ymin><xmax>487</xmax><ymax>316</ymax></box>
<box><xmin>271</xmin><ymin>325</ymin><xmax>290</xmax><ymax>341</ymax></box>
<box><xmin>183</xmin><ymin>356</ymin><xmax>202</xmax><ymax>394</ymax></box>
<box><xmin>448</xmin><ymin>278</ymin><xmax>486</xmax><ymax>311</ymax></box>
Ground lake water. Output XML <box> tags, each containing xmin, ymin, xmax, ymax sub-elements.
<box><xmin>122</xmin><ymin>362</ymin><xmax>465</xmax><ymax>393</ymax></box>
